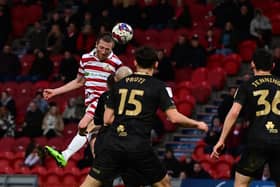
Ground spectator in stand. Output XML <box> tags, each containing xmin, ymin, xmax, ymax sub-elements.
<box><xmin>170</xmin><ymin>34</ymin><xmax>191</xmax><ymax>68</ymax></box>
<box><xmin>59</xmin><ymin>50</ymin><xmax>79</xmax><ymax>83</ymax></box>
<box><xmin>0</xmin><ymin>45</ymin><xmax>21</xmax><ymax>82</ymax></box>
<box><xmin>24</xmin><ymin>141</ymin><xmax>45</xmax><ymax>168</ymax></box>
<box><xmin>0</xmin><ymin>0</ymin><xmax>11</xmax><ymax>50</ymax></box>
<box><xmin>188</xmin><ymin>34</ymin><xmax>207</xmax><ymax>68</ymax></box>
<box><xmin>212</xmin><ymin>0</ymin><xmax>239</xmax><ymax>28</ymax></box>
<box><xmin>218</xmin><ymin>86</ymin><xmax>237</xmax><ymax>123</ymax></box>
<box><xmin>203</xmin><ymin>27</ymin><xmax>219</xmax><ymax>55</ymax></box>
<box><xmin>62</xmin><ymin>6</ymin><xmax>77</xmax><ymax>29</ymax></box>
<box><xmin>172</xmin><ymin>2</ymin><xmax>192</xmax><ymax>28</ymax></box>
<box><xmin>47</xmin><ymin>24</ymin><xmax>64</xmax><ymax>54</ymax></box>
<box><xmin>271</xmin><ymin>46</ymin><xmax>280</xmax><ymax>77</ymax></box>
<box><xmin>22</xmin><ymin>101</ymin><xmax>43</xmax><ymax>137</ymax></box>
<box><xmin>42</xmin><ymin>103</ymin><xmax>64</xmax><ymax>138</ymax></box>
<box><xmin>162</xmin><ymin>148</ymin><xmax>182</xmax><ymax>178</ymax></box>
<box><xmin>46</xmin><ymin>11</ymin><xmax>65</xmax><ymax>33</ymax></box>
<box><xmin>0</xmin><ymin>90</ymin><xmax>16</xmax><ymax>118</ymax></box>
<box><xmin>109</xmin><ymin>0</ymin><xmax>125</xmax><ymax>26</ymax></box>
<box><xmin>151</xmin><ymin>0</ymin><xmax>174</xmax><ymax>29</ymax></box>
<box><xmin>79</xmin><ymin>11</ymin><xmax>94</xmax><ymax>28</ymax></box>
<box><xmin>94</xmin><ymin>8</ymin><xmax>113</xmax><ymax>33</ymax></box>
<box><xmin>33</xmin><ymin>90</ymin><xmax>49</xmax><ymax>114</ymax></box>
<box><xmin>154</xmin><ymin>49</ymin><xmax>174</xmax><ymax>82</ymax></box>
<box><xmin>216</xmin><ymin>21</ymin><xmax>239</xmax><ymax>55</ymax></box>
<box><xmin>236</xmin><ymin>5</ymin><xmax>253</xmax><ymax>41</ymax></box>
<box><xmin>179</xmin><ymin>155</ymin><xmax>195</xmax><ymax>179</ymax></box>
<box><xmin>29</xmin><ymin>49</ymin><xmax>53</xmax><ymax>82</ymax></box>
<box><xmin>63</xmin><ymin>22</ymin><xmax>78</xmax><ymax>53</ymax></box>
<box><xmin>76</xmin><ymin>24</ymin><xmax>95</xmax><ymax>54</ymax></box>
<box><xmin>63</xmin><ymin>97</ymin><xmax>80</xmax><ymax>124</ymax></box>
<box><xmin>189</xmin><ymin>162</ymin><xmax>211</xmax><ymax>178</ymax></box>
<box><xmin>136</xmin><ymin>9</ymin><xmax>151</xmax><ymax>30</ymax></box>
<box><xmin>27</xmin><ymin>21</ymin><xmax>48</xmax><ymax>52</ymax></box>
<box><xmin>261</xmin><ymin>164</ymin><xmax>271</xmax><ymax>181</ymax></box>
<box><xmin>204</xmin><ymin>116</ymin><xmax>222</xmax><ymax>153</ymax></box>
<box><xmin>236</xmin><ymin>0</ymin><xmax>255</xmax><ymax>19</ymax></box>
<box><xmin>250</xmin><ymin>9</ymin><xmax>272</xmax><ymax>48</ymax></box>
<box><xmin>122</xmin><ymin>0</ymin><xmax>141</xmax><ymax>28</ymax></box>
<box><xmin>0</xmin><ymin>104</ymin><xmax>15</xmax><ymax>137</ymax></box>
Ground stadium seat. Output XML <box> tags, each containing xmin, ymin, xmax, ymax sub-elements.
<box><xmin>14</xmin><ymin>165</ymin><xmax>31</xmax><ymax>174</ymax></box>
<box><xmin>2</xmin><ymin>82</ymin><xmax>19</xmax><ymax>96</ymax></box>
<box><xmin>207</xmin><ymin>67</ymin><xmax>226</xmax><ymax>90</ymax></box>
<box><xmin>34</xmin><ymin>80</ymin><xmax>50</xmax><ymax>90</ymax></box>
<box><xmin>0</xmin><ymin>159</ymin><xmax>11</xmax><ymax>167</ymax></box>
<box><xmin>26</xmin><ymin>4</ymin><xmax>42</xmax><ymax>24</ymax></box>
<box><xmin>191</xmin><ymin>81</ymin><xmax>212</xmax><ymax>104</ymax></box>
<box><xmin>144</xmin><ymin>29</ymin><xmax>160</xmax><ymax>43</ymax></box>
<box><xmin>174</xmin><ymin>68</ymin><xmax>193</xmax><ymax>82</ymax></box>
<box><xmin>219</xmin><ymin>154</ymin><xmax>235</xmax><ymax>165</ymax></box>
<box><xmin>212</xmin><ymin>160</ymin><xmax>231</xmax><ymax>179</ymax></box>
<box><xmin>192</xmin><ymin>143</ymin><xmax>206</xmax><ymax>161</ymax></box>
<box><xmin>133</xmin><ymin>28</ymin><xmax>145</xmax><ymax>45</ymax></box>
<box><xmin>191</xmin><ymin>67</ymin><xmax>208</xmax><ymax>83</ymax></box>
<box><xmin>62</xmin><ymin>174</ymin><xmax>78</xmax><ymax>186</ymax></box>
<box><xmin>14</xmin><ymin>151</ymin><xmax>26</xmax><ymax>160</ymax></box>
<box><xmin>176</xmin><ymin>100</ymin><xmax>194</xmax><ymax>116</ymax></box>
<box><xmin>0</xmin><ymin>166</ymin><xmax>14</xmax><ymax>174</ymax></box>
<box><xmin>0</xmin><ymin>137</ymin><xmax>16</xmax><ymax>151</ymax></box>
<box><xmin>34</xmin><ymin>136</ymin><xmax>48</xmax><ymax>146</ymax></box>
<box><xmin>158</xmin><ymin>29</ymin><xmax>176</xmax><ymax>43</ymax></box>
<box><xmin>13</xmin><ymin>137</ymin><xmax>31</xmax><ymax>152</ymax></box>
<box><xmin>44</xmin><ymin>174</ymin><xmax>61</xmax><ymax>184</ymax></box>
<box><xmin>207</xmin><ymin>54</ymin><xmax>225</xmax><ymax>69</ymax></box>
<box><xmin>238</xmin><ymin>40</ymin><xmax>257</xmax><ymax>62</ymax></box>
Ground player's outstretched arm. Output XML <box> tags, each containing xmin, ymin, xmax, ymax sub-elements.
<box><xmin>211</xmin><ymin>102</ymin><xmax>242</xmax><ymax>159</ymax></box>
<box><xmin>43</xmin><ymin>75</ymin><xmax>85</xmax><ymax>100</ymax></box>
<box><xmin>165</xmin><ymin>108</ymin><xmax>208</xmax><ymax>132</ymax></box>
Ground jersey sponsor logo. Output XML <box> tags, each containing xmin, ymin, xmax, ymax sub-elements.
<box><xmin>84</xmin><ymin>71</ymin><xmax>109</xmax><ymax>79</ymax></box>
<box><xmin>117</xmin><ymin>124</ymin><xmax>127</xmax><ymax>136</ymax></box>
<box><xmin>265</xmin><ymin>121</ymin><xmax>278</xmax><ymax>134</ymax></box>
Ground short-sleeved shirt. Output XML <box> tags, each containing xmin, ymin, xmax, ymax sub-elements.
<box><xmin>105</xmin><ymin>73</ymin><xmax>175</xmax><ymax>152</ymax></box>
<box><xmin>78</xmin><ymin>49</ymin><xmax>122</xmax><ymax>116</ymax></box>
<box><xmin>234</xmin><ymin>75</ymin><xmax>280</xmax><ymax>148</ymax></box>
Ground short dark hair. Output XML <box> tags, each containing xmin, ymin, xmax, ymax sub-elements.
<box><xmin>135</xmin><ymin>46</ymin><xmax>158</xmax><ymax>69</ymax></box>
<box><xmin>252</xmin><ymin>48</ymin><xmax>273</xmax><ymax>71</ymax></box>
<box><xmin>96</xmin><ymin>32</ymin><xmax>114</xmax><ymax>43</ymax></box>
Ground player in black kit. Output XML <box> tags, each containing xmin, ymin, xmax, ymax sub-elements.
<box><xmin>80</xmin><ymin>46</ymin><xmax>208</xmax><ymax>187</ymax></box>
<box><xmin>211</xmin><ymin>49</ymin><xmax>280</xmax><ymax>187</ymax></box>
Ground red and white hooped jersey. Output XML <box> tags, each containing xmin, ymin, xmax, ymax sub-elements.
<box><xmin>78</xmin><ymin>49</ymin><xmax>122</xmax><ymax>115</ymax></box>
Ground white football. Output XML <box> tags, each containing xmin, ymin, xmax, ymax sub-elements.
<box><xmin>112</xmin><ymin>23</ymin><xmax>133</xmax><ymax>44</ymax></box>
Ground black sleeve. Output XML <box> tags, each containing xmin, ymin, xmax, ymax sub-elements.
<box><xmin>234</xmin><ymin>82</ymin><xmax>248</xmax><ymax>106</ymax></box>
<box><xmin>106</xmin><ymin>88</ymin><xmax>115</xmax><ymax>110</ymax></box>
<box><xmin>158</xmin><ymin>84</ymin><xmax>176</xmax><ymax>111</ymax></box>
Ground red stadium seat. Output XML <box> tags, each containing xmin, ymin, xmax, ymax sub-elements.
<box><xmin>0</xmin><ymin>137</ymin><xmax>16</xmax><ymax>151</ymax></box>
<box><xmin>207</xmin><ymin>67</ymin><xmax>226</xmax><ymax>90</ymax></box>
<box><xmin>219</xmin><ymin>154</ymin><xmax>235</xmax><ymax>165</ymax></box>
<box><xmin>212</xmin><ymin>160</ymin><xmax>231</xmax><ymax>179</ymax></box>
<box><xmin>14</xmin><ymin>151</ymin><xmax>26</xmax><ymax>160</ymax></box>
<box><xmin>0</xmin><ymin>166</ymin><xmax>14</xmax><ymax>174</ymax></box>
<box><xmin>13</xmin><ymin>137</ymin><xmax>31</xmax><ymax>152</ymax></box>
<box><xmin>26</xmin><ymin>4</ymin><xmax>42</xmax><ymax>24</ymax></box>
<box><xmin>192</xmin><ymin>144</ymin><xmax>206</xmax><ymax>161</ymax></box>
<box><xmin>191</xmin><ymin>67</ymin><xmax>208</xmax><ymax>83</ymax></box>
<box><xmin>62</xmin><ymin>174</ymin><xmax>78</xmax><ymax>185</ymax></box>
<box><xmin>238</xmin><ymin>40</ymin><xmax>257</xmax><ymax>62</ymax></box>
<box><xmin>133</xmin><ymin>28</ymin><xmax>145</xmax><ymax>45</ymax></box>
<box><xmin>191</xmin><ymin>81</ymin><xmax>212</xmax><ymax>104</ymax></box>
<box><xmin>31</xmin><ymin>166</ymin><xmax>47</xmax><ymax>177</ymax></box>
<box><xmin>144</xmin><ymin>29</ymin><xmax>160</xmax><ymax>43</ymax></box>
<box><xmin>158</xmin><ymin>29</ymin><xmax>176</xmax><ymax>43</ymax></box>
<box><xmin>45</xmin><ymin>174</ymin><xmax>61</xmax><ymax>184</ymax></box>
<box><xmin>176</xmin><ymin>100</ymin><xmax>194</xmax><ymax>116</ymax></box>
<box><xmin>47</xmin><ymin>137</ymin><xmax>64</xmax><ymax>150</ymax></box>
<box><xmin>34</xmin><ymin>80</ymin><xmax>50</xmax><ymax>90</ymax></box>
<box><xmin>14</xmin><ymin>166</ymin><xmax>31</xmax><ymax>174</ymax></box>
<box><xmin>207</xmin><ymin>54</ymin><xmax>225</xmax><ymax>69</ymax></box>
<box><xmin>174</xmin><ymin>67</ymin><xmax>193</xmax><ymax>82</ymax></box>
<box><xmin>0</xmin><ymin>159</ymin><xmax>11</xmax><ymax>167</ymax></box>
<box><xmin>34</xmin><ymin>136</ymin><xmax>48</xmax><ymax>146</ymax></box>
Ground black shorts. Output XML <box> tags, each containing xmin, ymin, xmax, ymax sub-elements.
<box><xmin>236</xmin><ymin>147</ymin><xmax>280</xmax><ymax>181</ymax></box>
<box><xmin>89</xmin><ymin>148</ymin><xmax>166</xmax><ymax>185</ymax></box>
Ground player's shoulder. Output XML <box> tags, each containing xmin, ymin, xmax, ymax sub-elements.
<box><xmin>81</xmin><ymin>51</ymin><xmax>97</xmax><ymax>63</ymax></box>
<box><xmin>108</xmin><ymin>53</ymin><xmax>122</xmax><ymax>66</ymax></box>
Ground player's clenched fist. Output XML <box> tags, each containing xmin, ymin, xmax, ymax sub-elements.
<box><xmin>197</xmin><ymin>121</ymin><xmax>209</xmax><ymax>132</ymax></box>
<box><xmin>43</xmin><ymin>89</ymin><xmax>56</xmax><ymax>100</ymax></box>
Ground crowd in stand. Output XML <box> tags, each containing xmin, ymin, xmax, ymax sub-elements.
<box><xmin>0</xmin><ymin>0</ymin><xmax>280</xmax><ymax>182</ymax></box>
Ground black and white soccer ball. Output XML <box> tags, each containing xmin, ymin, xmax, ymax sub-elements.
<box><xmin>112</xmin><ymin>23</ymin><xmax>133</xmax><ymax>44</ymax></box>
